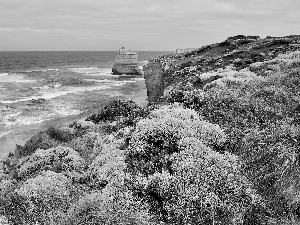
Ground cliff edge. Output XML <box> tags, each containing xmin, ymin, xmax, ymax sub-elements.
<box><xmin>144</xmin><ymin>35</ymin><xmax>300</xmax><ymax>102</ymax></box>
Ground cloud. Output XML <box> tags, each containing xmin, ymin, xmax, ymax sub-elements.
<box><xmin>0</xmin><ymin>0</ymin><xmax>299</xmax><ymax>50</ymax></box>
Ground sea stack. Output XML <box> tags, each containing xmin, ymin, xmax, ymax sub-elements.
<box><xmin>112</xmin><ymin>47</ymin><xmax>140</xmax><ymax>75</ymax></box>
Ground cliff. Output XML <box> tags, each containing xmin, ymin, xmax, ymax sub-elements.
<box><xmin>143</xmin><ymin>61</ymin><xmax>165</xmax><ymax>102</ymax></box>
<box><xmin>144</xmin><ymin>35</ymin><xmax>300</xmax><ymax>102</ymax></box>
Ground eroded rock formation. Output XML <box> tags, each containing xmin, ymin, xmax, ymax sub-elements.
<box><xmin>143</xmin><ymin>61</ymin><xmax>165</xmax><ymax>103</ymax></box>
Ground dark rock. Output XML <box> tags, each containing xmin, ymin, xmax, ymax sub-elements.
<box><xmin>31</xmin><ymin>98</ymin><xmax>46</xmax><ymax>104</ymax></box>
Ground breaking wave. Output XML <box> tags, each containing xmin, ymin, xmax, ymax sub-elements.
<box><xmin>0</xmin><ymin>73</ymin><xmax>36</xmax><ymax>83</ymax></box>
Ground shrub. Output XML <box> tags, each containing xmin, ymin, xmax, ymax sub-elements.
<box><xmin>127</xmin><ymin>104</ymin><xmax>226</xmax><ymax>176</ymax></box>
<box><xmin>0</xmin><ymin>156</ymin><xmax>8</xmax><ymax>181</ymax></box>
<box><xmin>47</xmin><ymin>126</ymin><xmax>75</xmax><ymax>142</ymax></box>
<box><xmin>65</xmin><ymin>185</ymin><xmax>152</xmax><ymax>225</ymax></box>
<box><xmin>0</xmin><ymin>172</ymin><xmax>73</xmax><ymax>224</ymax></box>
<box><xmin>71</xmin><ymin>132</ymin><xmax>102</xmax><ymax>161</ymax></box>
<box><xmin>240</xmin><ymin>122</ymin><xmax>300</xmax><ymax>217</ymax></box>
<box><xmin>86</xmin><ymin>99</ymin><xmax>148</xmax><ymax>126</ymax></box>
<box><xmin>69</xmin><ymin>120</ymin><xmax>96</xmax><ymax>137</ymax></box>
<box><xmin>129</xmin><ymin>137</ymin><xmax>262</xmax><ymax>224</ymax></box>
<box><xmin>16</xmin><ymin>130</ymin><xmax>60</xmax><ymax>157</ymax></box>
<box><xmin>87</xmin><ymin>148</ymin><xmax>125</xmax><ymax>188</ymax></box>
<box><xmin>0</xmin><ymin>179</ymin><xmax>23</xmax><ymax>224</ymax></box>
<box><xmin>86</xmin><ymin>135</ymin><xmax>127</xmax><ymax>188</ymax></box>
<box><xmin>164</xmin><ymin>82</ymin><xmax>205</xmax><ymax>109</ymax></box>
<box><xmin>17</xmin><ymin>146</ymin><xmax>85</xmax><ymax>180</ymax></box>
<box><xmin>15</xmin><ymin>171</ymin><xmax>72</xmax><ymax>224</ymax></box>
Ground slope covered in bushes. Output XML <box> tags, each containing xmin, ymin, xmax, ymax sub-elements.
<box><xmin>1</xmin><ymin>35</ymin><xmax>300</xmax><ymax>224</ymax></box>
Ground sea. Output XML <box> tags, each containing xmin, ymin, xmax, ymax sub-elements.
<box><xmin>0</xmin><ymin>51</ymin><xmax>171</xmax><ymax>156</ymax></box>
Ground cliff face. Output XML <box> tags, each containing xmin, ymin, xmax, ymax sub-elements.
<box><xmin>143</xmin><ymin>61</ymin><xmax>165</xmax><ymax>103</ymax></box>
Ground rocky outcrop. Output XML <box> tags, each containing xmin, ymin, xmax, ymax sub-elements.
<box><xmin>112</xmin><ymin>64</ymin><xmax>140</xmax><ymax>75</ymax></box>
<box><xmin>112</xmin><ymin>47</ymin><xmax>141</xmax><ymax>75</ymax></box>
<box><xmin>143</xmin><ymin>61</ymin><xmax>165</xmax><ymax>103</ymax></box>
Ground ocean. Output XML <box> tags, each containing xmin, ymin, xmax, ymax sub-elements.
<box><xmin>0</xmin><ymin>51</ymin><xmax>171</xmax><ymax>156</ymax></box>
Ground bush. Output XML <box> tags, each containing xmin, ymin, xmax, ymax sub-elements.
<box><xmin>16</xmin><ymin>130</ymin><xmax>60</xmax><ymax>157</ymax></box>
<box><xmin>16</xmin><ymin>146</ymin><xmax>85</xmax><ymax>180</ymax></box>
<box><xmin>69</xmin><ymin>120</ymin><xmax>96</xmax><ymax>137</ymax></box>
<box><xmin>0</xmin><ymin>179</ymin><xmax>23</xmax><ymax>224</ymax></box>
<box><xmin>47</xmin><ymin>126</ymin><xmax>75</xmax><ymax>142</ymax></box>
<box><xmin>0</xmin><ymin>156</ymin><xmax>8</xmax><ymax>181</ymax></box>
<box><xmin>128</xmin><ymin>137</ymin><xmax>262</xmax><ymax>224</ymax></box>
<box><xmin>15</xmin><ymin>171</ymin><xmax>72</xmax><ymax>224</ymax></box>
<box><xmin>71</xmin><ymin>132</ymin><xmax>102</xmax><ymax>161</ymax></box>
<box><xmin>0</xmin><ymin>172</ymin><xmax>73</xmax><ymax>224</ymax></box>
<box><xmin>240</xmin><ymin>122</ymin><xmax>300</xmax><ymax>217</ymax></box>
<box><xmin>65</xmin><ymin>185</ymin><xmax>152</xmax><ymax>225</ymax></box>
<box><xmin>164</xmin><ymin>82</ymin><xmax>205</xmax><ymax>109</ymax></box>
<box><xmin>86</xmin><ymin>138</ymin><xmax>126</xmax><ymax>188</ymax></box>
<box><xmin>126</xmin><ymin>104</ymin><xmax>226</xmax><ymax>176</ymax></box>
<box><xmin>86</xmin><ymin>99</ymin><xmax>148</xmax><ymax>126</ymax></box>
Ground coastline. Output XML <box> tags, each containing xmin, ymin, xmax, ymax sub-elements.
<box><xmin>0</xmin><ymin>78</ymin><xmax>147</xmax><ymax>155</ymax></box>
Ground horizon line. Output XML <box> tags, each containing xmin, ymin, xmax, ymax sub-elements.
<box><xmin>0</xmin><ymin>50</ymin><xmax>175</xmax><ymax>52</ymax></box>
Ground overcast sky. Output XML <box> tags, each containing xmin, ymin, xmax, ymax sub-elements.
<box><xmin>0</xmin><ymin>0</ymin><xmax>299</xmax><ymax>51</ymax></box>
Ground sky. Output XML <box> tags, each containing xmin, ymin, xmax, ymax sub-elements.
<box><xmin>0</xmin><ymin>0</ymin><xmax>299</xmax><ymax>51</ymax></box>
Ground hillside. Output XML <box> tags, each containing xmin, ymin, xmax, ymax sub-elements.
<box><xmin>1</xmin><ymin>35</ymin><xmax>300</xmax><ymax>224</ymax></box>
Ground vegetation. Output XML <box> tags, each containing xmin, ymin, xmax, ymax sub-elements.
<box><xmin>1</xmin><ymin>36</ymin><xmax>300</xmax><ymax>224</ymax></box>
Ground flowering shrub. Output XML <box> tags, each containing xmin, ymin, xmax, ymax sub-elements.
<box><xmin>17</xmin><ymin>146</ymin><xmax>85</xmax><ymax>179</ymax></box>
<box><xmin>17</xmin><ymin>170</ymin><xmax>71</xmax><ymax>201</ymax></box>
<box><xmin>87</xmin><ymin>138</ymin><xmax>126</xmax><ymax>188</ymax></box>
<box><xmin>276</xmin><ymin>50</ymin><xmax>300</xmax><ymax>67</ymax></box>
<box><xmin>65</xmin><ymin>185</ymin><xmax>152</xmax><ymax>225</ymax></box>
<box><xmin>164</xmin><ymin>82</ymin><xmax>205</xmax><ymax>109</ymax></box>
<box><xmin>70</xmin><ymin>131</ymin><xmax>102</xmax><ymax>161</ymax></box>
<box><xmin>128</xmin><ymin>130</ymin><xmax>260</xmax><ymax>224</ymax></box>
<box><xmin>0</xmin><ymin>171</ymin><xmax>73</xmax><ymax>224</ymax></box>
<box><xmin>15</xmin><ymin>171</ymin><xmax>72</xmax><ymax>224</ymax></box>
<box><xmin>249</xmin><ymin>50</ymin><xmax>300</xmax><ymax>76</ymax></box>
<box><xmin>198</xmin><ymin>67</ymin><xmax>264</xmax><ymax>90</ymax></box>
<box><xmin>127</xmin><ymin>104</ymin><xmax>226</xmax><ymax>176</ymax></box>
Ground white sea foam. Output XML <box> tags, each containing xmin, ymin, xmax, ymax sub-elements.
<box><xmin>26</xmin><ymin>69</ymin><xmax>47</xmax><ymax>73</ymax></box>
<box><xmin>83</xmin><ymin>79</ymin><xmax>114</xmax><ymax>83</ymax></box>
<box><xmin>112</xmin><ymin>74</ymin><xmax>134</xmax><ymax>78</ymax></box>
<box><xmin>130</xmin><ymin>78</ymin><xmax>145</xmax><ymax>81</ymax></box>
<box><xmin>48</xmin><ymin>101</ymin><xmax>82</xmax><ymax>116</ymax></box>
<box><xmin>85</xmin><ymin>73</ymin><xmax>112</xmax><ymax>76</ymax></box>
<box><xmin>1</xmin><ymin>84</ymin><xmax>110</xmax><ymax>104</ymax></box>
<box><xmin>32</xmin><ymin>83</ymin><xmax>62</xmax><ymax>90</ymax></box>
<box><xmin>0</xmin><ymin>73</ymin><xmax>36</xmax><ymax>83</ymax></box>
<box><xmin>47</xmin><ymin>69</ymin><xmax>59</xmax><ymax>71</ymax></box>
<box><xmin>69</xmin><ymin>67</ymin><xmax>112</xmax><ymax>76</ymax></box>
<box><xmin>2</xmin><ymin>115</ymin><xmax>45</xmax><ymax>127</ymax></box>
<box><xmin>0</xmin><ymin>131</ymin><xmax>10</xmax><ymax>138</ymax></box>
<box><xmin>0</xmin><ymin>111</ymin><xmax>23</xmax><ymax>127</ymax></box>
<box><xmin>1</xmin><ymin>97</ymin><xmax>37</xmax><ymax>104</ymax></box>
